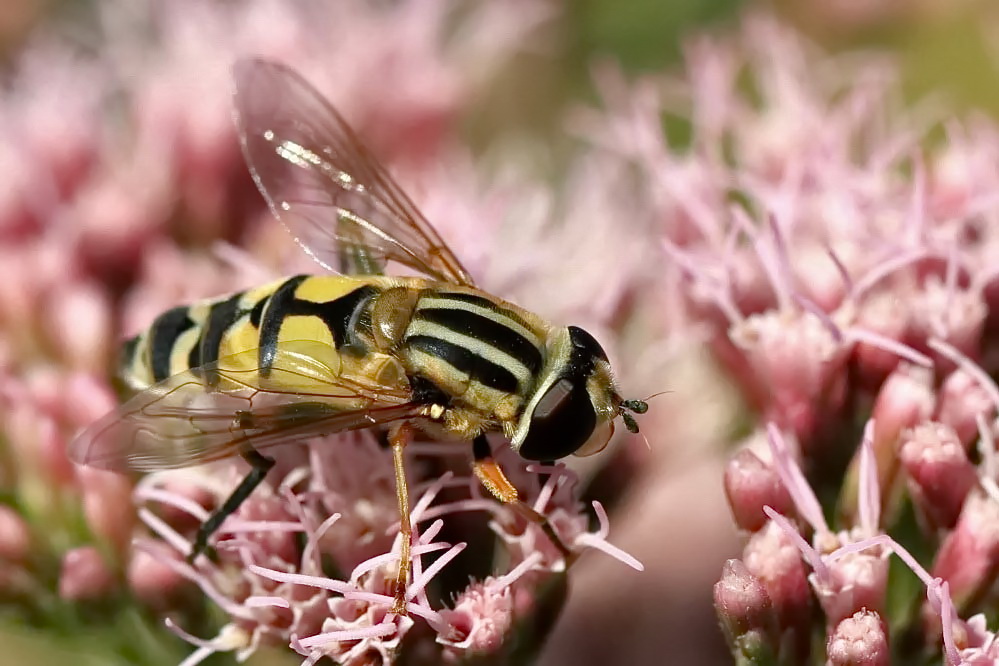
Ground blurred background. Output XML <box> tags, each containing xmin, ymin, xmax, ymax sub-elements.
<box><xmin>1</xmin><ymin>0</ymin><xmax>998</xmax><ymax>664</ymax></box>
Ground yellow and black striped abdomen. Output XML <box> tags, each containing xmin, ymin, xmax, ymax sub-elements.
<box><xmin>119</xmin><ymin>275</ymin><xmax>396</xmax><ymax>392</ymax></box>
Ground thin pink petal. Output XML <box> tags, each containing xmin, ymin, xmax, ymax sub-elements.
<box><xmin>248</xmin><ymin>564</ymin><xmax>352</xmax><ymax>594</ymax></box>
<box><xmin>298</xmin><ymin>622</ymin><xmax>396</xmax><ymax>649</ymax></box>
<box><xmin>766</xmin><ymin>424</ymin><xmax>829</xmax><ymax>533</ymax></box>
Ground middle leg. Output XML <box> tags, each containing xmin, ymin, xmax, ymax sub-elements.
<box><xmin>389</xmin><ymin>424</ymin><xmax>415</xmax><ymax>615</ymax></box>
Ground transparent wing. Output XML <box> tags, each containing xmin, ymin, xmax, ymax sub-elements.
<box><xmin>233</xmin><ymin>57</ymin><xmax>475</xmax><ymax>286</ymax></box>
<box><xmin>69</xmin><ymin>343</ymin><xmax>422</xmax><ymax>472</ymax></box>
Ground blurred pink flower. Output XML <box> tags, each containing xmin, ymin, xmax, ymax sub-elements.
<box><xmin>0</xmin><ymin>1</ymin><xmax>658</xmax><ymax>664</ymax></box>
<box><xmin>549</xmin><ymin>11</ymin><xmax>999</xmax><ymax>663</ymax></box>
<box><xmin>59</xmin><ymin>546</ymin><xmax>115</xmax><ymax>601</ymax></box>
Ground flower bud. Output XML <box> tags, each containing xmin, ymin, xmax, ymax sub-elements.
<box><xmin>930</xmin><ymin>491</ymin><xmax>999</xmax><ymax>613</ymax></box>
<box><xmin>724</xmin><ymin>448</ymin><xmax>794</xmax><ymax>532</ymax></box>
<box><xmin>714</xmin><ymin>559</ymin><xmax>775</xmax><ymax>643</ymax></box>
<box><xmin>935</xmin><ymin>370</ymin><xmax>995</xmax><ymax>447</ymax></box>
<box><xmin>815</xmin><ymin>550</ymin><xmax>888</xmax><ymax>626</ymax></box>
<box><xmin>826</xmin><ymin>609</ymin><xmax>889</xmax><ymax>666</ymax></box>
<box><xmin>0</xmin><ymin>506</ymin><xmax>30</xmax><ymax>562</ymax></box>
<box><xmin>852</xmin><ymin>292</ymin><xmax>909</xmax><ymax>384</ymax></box>
<box><xmin>729</xmin><ymin>310</ymin><xmax>849</xmax><ymax>443</ymax></box>
<box><xmin>59</xmin><ymin>546</ymin><xmax>115</xmax><ymax>601</ymax></box>
<box><xmin>127</xmin><ymin>547</ymin><xmax>192</xmax><ymax>610</ymax></box>
<box><xmin>45</xmin><ymin>281</ymin><xmax>112</xmax><ymax>374</ymax></box>
<box><xmin>871</xmin><ymin>365</ymin><xmax>934</xmax><ymax>453</ymax></box>
<box><xmin>78</xmin><ymin>467</ymin><xmax>135</xmax><ymax>556</ymax></box>
<box><xmin>899</xmin><ymin>422</ymin><xmax>976</xmax><ymax>530</ymax></box>
<box><xmin>62</xmin><ymin>372</ymin><xmax>117</xmax><ymax>431</ymax></box>
<box><xmin>743</xmin><ymin>520</ymin><xmax>812</xmax><ymax>660</ymax></box>
<box><xmin>910</xmin><ymin>281</ymin><xmax>985</xmax><ymax>367</ymax></box>
<box><xmin>840</xmin><ymin>365</ymin><xmax>934</xmax><ymax>523</ymax></box>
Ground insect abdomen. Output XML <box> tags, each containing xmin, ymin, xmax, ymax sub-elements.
<box><xmin>120</xmin><ymin>275</ymin><xmax>387</xmax><ymax>391</ymax></box>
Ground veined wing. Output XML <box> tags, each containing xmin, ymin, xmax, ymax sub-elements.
<box><xmin>68</xmin><ymin>343</ymin><xmax>421</xmax><ymax>472</ymax></box>
<box><xmin>233</xmin><ymin>58</ymin><xmax>475</xmax><ymax>286</ymax></box>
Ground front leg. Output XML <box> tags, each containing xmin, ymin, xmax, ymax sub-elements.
<box><xmin>471</xmin><ymin>435</ymin><xmax>575</xmax><ymax>565</ymax></box>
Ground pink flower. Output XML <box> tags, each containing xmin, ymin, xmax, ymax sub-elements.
<box><xmin>59</xmin><ymin>546</ymin><xmax>115</xmax><ymax>601</ymax></box>
<box><xmin>713</xmin><ymin>558</ymin><xmax>776</xmax><ymax>651</ymax></box>
<box><xmin>438</xmin><ymin>577</ymin><xmax>515</xmax><ymax>657</ymax></box>
<box><xmin>724</xmin><ymin>446</ymin><xmax>794</xmax><ymax>532</ymax></box>
<box><xmin>899</xmin><ymin>422</ymin><xmax>976</xmax><ymax>530</ymax></box>
<box><xmin>0</xmin><ymin>506</ymin><xmax>31</xmax><ymax>563</ymax></box>
<box><xmin>826</xmin><ymin>609</ymin><xmax>889</xmax><ymax>666</ymax></box>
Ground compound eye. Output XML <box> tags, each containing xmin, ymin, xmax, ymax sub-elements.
<box><xmin>574</xmin><ymin>419</ymin><xmax>614</xmax><ymax>457</ymax></box>
<box><xmin>568</xmin><ymin>326</ymin><xmax>608</xmax><ymax>361</ymax></box>
<box><xmin>518</xmin><ymin>378</ymin><xmax>597</xmax><ymax>461</ymax></box>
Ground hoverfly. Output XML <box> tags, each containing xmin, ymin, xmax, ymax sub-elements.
<box><xmin>69</xmin><ymin>58</ymin><xmax>648</xmax><ymax>614</ymax></box>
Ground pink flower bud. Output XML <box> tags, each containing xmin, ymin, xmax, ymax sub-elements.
<box><xmin>743</xmin><ymin>520</ymin><xmax>812</xmax><ymax>659</ymax></box>
<box><xmin>853</xmin><ymin>293</ymin><xmax>909</xmax><ymax>384</ymax></box>
<box><xmin>930</xmin><ymin>491</ymin><xmax>999</xmax><ymax>612</ymax></box>
<box><xmin>840</xmin><ymin>365</ymin><xmax>934</xmax><ymax>522</ymax></box>
<box><xmin>826</xmin><ymin>609</ymin><xmax>889</xmax><ymax>666</ymax></box>
<box><xmin>815</xmin><ymin>550</ymin><xmax>889</xmax><ymax>626</ymax></box>
<box><xmin>729</xmin><ymin>310</ymin><xmax>850</xmax><ymax>442</ymax></box>
<box><xmin>127</xmin><ymin>547</ymin><xmax>192</xmax><ymax>610</ymax></box>
<box><xmin>899</xmin><ymin>422</ymin><xmax>976</xmax><ymax>530</ymax></box>
<box><xmin>74</xmin><ymin>174</ymin><xmax>165</xmax><ymax>284</ymax></box>
<box><xmin>909</xmin><ymin>281</ymin><xmax>985</xmax><ymax>366</ymax></box>
<box><xmin>724</xmin><ymin>448</ymin><xmax>794</xmax><ymax>531</ymax></box>
<box><xmin>37</xmin><ymin>415</ymin><xmax>76</xmax><ymax>487</ymax></box>
<box><xmin>935</xmin><ymin>370</ymin><xmax>995</xmax><ymax>447</ymax></box>
<box><xmin>45</xmin><ymin>281</ymin><xmax>112</xmax><ymax>374</ymax></box>
<box><xmin>62</xmin><ymin>372</ymin><xmax>117</xmax><ymax>430</ymax></box>
<box><xmin>59</xmin><ymin>546</ymin><xmax>115</xmax><ymax>601</ymax></box>
<box><xmin>5</xmin><ymin>398</ymin><xmax>74</xmax><ymax>487</ymax></box>
<box><xmin>78</xmin><ymin>467</ymin><xmax>135</xmax><ymax>555</ymax></box>
<box><xmin>714</xmin><ymin>559</ymin><xmax>775</xmax><ymax>642</ymax></box>
<box><xmin>871</xmin><ymin>365</ymin><xmax>934</xmax><ymax>453</ymax></box>
<box><xmin>0</xmin><ymin>506</ymin><xmax>30</xmax><ymax>562</ymax></box>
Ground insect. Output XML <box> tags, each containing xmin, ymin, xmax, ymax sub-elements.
<box><xmin>69</xmin><ymin>58</ymin><xmax>648</xmax><ymax>614</ymax></box>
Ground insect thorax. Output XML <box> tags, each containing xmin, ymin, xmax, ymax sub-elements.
<box><xmin>396</xmin><ymin>288</ymin><xmax>550</xmax><ymax>432</ymax></box>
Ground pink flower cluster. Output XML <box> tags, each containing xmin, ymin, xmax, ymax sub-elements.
<box><xmin>0</xmin><ymin>1</ymin><xmax>646</xmax><ymax>663</ymax></box>
<box><xmin>565</xmin><ymin>13</ymin><xmax>999</xmax><ymax>665</ymax></box>
<box><xmin>134</xmin><ymin>436</ymin><xmax>639</xmax><ymax>665</ymax></box>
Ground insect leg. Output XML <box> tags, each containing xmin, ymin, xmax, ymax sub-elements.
<box><xmin>188</xmin><ymin>447</ymin><xmax>275</xmax><ymax>563</ymax></box>
<box><xmin>389</xmin><ymin>424</ymin><xmax>415</xmax><ymax>615</ymax></box>
<box><xmin>471</xmin><ymin>435</ymin><xmax>575</xmax><ymax>564</ymax></box>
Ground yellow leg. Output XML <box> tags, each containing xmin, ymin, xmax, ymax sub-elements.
<box><xmin>471</xmin><ymin>435</ymin><xmax>575</xmax><ymax>564</ymax></box>
<box><xmin>390</xmin><ymin>425</ymin><xmax>413</xmax><ymax>615</ymax></box>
